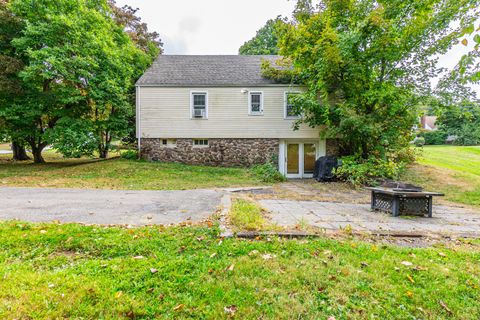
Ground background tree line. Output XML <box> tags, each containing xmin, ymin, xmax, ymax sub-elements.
<box><xmin>0</xmin><ymin>0</ymin><xmax>161</xmax><ymax>163</ymax></box>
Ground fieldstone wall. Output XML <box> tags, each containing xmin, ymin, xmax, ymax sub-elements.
<box><xmin>141</xmin><ymin>138</ymin><xmax>279</xmax><ymax>167</ymax></box>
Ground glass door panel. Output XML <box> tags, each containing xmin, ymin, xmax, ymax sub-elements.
<box><xmin>303</xmin><ymin>143</ymin><xmax>316</xmax><ymax>175</ymax></box>
<box><xmin>287</xmin><ymin>144</ymin><xmax>300</xmax><ymax>174</ymax></box>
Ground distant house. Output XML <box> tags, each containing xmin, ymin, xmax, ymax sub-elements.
<box><xmin>420</xmin><ymin>116</ymin><xmax>437</xmax><ymax>131</ymax></box>
<box><xmin>135</xmin><ymin>55</ymin><xmax>337</xmax><ymax>178</ymax></box>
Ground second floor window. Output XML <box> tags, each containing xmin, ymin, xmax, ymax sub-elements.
<box><xmin>285</xmin><ymin>92</ymin><xmax>300</xmax><ymax>118</ymax></box>
<box><xmin>191</xmin><ymin>92</ymin><xmax>207</xmax><ymax>119</ymax></box>
<box><xmin>249</xmin><ymin>92</ymin><xmax>263</xmax><ymax>115</ymax></box>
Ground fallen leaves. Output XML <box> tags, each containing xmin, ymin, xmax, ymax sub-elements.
<box><xmin>173</xmin><ymin>304</ymin><xmax>185</xmax><ymax>312</ymax></box>
<box><xmin>150</xmin><ymin>268</ymin><xmax>158</xmax><ymax>274</ymax></box>
<box><xmin>224</xmin><ymin>305</ymin><xmax>238</xmax><ymax>316</ymax></box>
<box><xmin>401</xmin><ymin>261</ymin><xmax>413</xmax><ymax>266</ymax></box>
<box><xmin>439</xmin><ymin>300</ymin><xmax>452</xmax><ymax>314</ymax></box>
<box><xmin>248</xmin><ymin>250</ymin><xmax>259</xmax><ymax>256</ymax></box>
<box><xmin>407</xmin><ymin>275</ymin><xmax>415</xmax><ymax>284</ymax></box>
<box><xmin>225</xmin><ymin>264</ymin><xmax>235</xmax><ymax>272</ymax></box>
<box><xmin>261</xmin><ymin>254</ymin><xmax>275</xmax><ymax>260</ymax></box>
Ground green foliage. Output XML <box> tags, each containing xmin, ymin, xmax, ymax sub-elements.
<box><xmin>251</xmin><ymin>160</ymin><xmax>285</xmax><ymax>183</ymax></box>
<box><xmin>335</xmin><ymin>156</ymin><xmax>405</xmax><ymax>186</ymax></box>
<box><xmin>45</xmin><ymin>118</ymin><xmax>97</xmax><ymax>158</ymax></box>
<box><xmin>239</xmin><ymin>17</ymin><xmax>285</xmax><ymax>55</ymax></box>
<box><xmin>455</xmin><ymin>122</ymin><xmax>480</xmax><ymax>145</ymax></box>
<box><xmin>420</xmin><ymin>130</ymin><xmax>448</xmax><ymax>145</ymax></box>
<box><xmin>435</xmin><ymin>101</ymin><xmax>480</xmax><ymax>146</ymax></box>
<box><xmin>120</xmin><ymin>149</ymin><xmax>138</xmax><ymax>160</ymax></box>
<box><xmin>414</xmin><ymin>137</ymin><xmax>426</xmax><ymax>147</ymax></box>
<box><xmin>0</xmin><ymin>0</ymin><xmax>160</xmax><ymax>163</ymax></box>
<box><xmin>264</xmin><ymin>0</ymin><xmax>479</xmax><ymax>164</ymax></box>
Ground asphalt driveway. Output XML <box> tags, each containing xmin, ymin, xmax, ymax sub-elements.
<box><xmin>0</xmin><ymin>187</ymin><xmax>223</xmax><ymax>226</ymax></box>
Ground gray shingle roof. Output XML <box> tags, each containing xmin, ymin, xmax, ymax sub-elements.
<box><xmin>136</xmin><ymin>55</ymin><xmax>283</xmax><ymax>87</ymax></box>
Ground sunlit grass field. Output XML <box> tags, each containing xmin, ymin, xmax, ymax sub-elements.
<box><xmin>403</xmin><ymin>145</ymin><xmax>480</xmax><ymax>207</ymax></box>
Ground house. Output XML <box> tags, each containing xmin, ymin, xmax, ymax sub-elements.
<box><xmin>420</xmin><ymin>115</ymin><xmax>438</xmax><ymax>131</ymax></box>
<box><xmin>135</xmin><ymin>55</ymin><xmax>338</xmax><ymax>178</ymax></box>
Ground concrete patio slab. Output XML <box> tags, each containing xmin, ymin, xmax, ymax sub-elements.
<box><xmin>0</xmin><ymin>187</ymin><xmax>223</xmax><ymax>226</ymax></box>
<box><xmin>260</xmin><ymin>199</ymin><xmax>480</xmax><ymax>236</ymax></box>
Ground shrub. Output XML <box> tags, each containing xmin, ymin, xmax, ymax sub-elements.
<box><xmin>251</xmin><ymin>161</ymin><xmax>285</xmax><ymax>183</ymax></box>
<box><xmin>421</xmin><ymin>130</ymin><xmax>447</xmax><ymax>145</ymax></box>
<box><xmin>334</xmin><ymin>156</ymin><xmax>405</xmax><ymax>186</ymax></box>
<box><xmin>414</xmin><ymin>136</ymin><xmax>426</xmax><ymax>147</ymax></box>
<box><xmin>120</xmin><ymin>150</ymin><xmax>138</xmax><ymax>160</ymax></box>
<box><xmin>454</xmin><ymin>123</ymin><xmax>480</xmax><ymax>146</ymax></box>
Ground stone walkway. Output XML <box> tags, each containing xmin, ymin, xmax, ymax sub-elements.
<box><xmin>260</xmin><ymin>199</ymin><xmax>480</xmax><ymax>236</ymax></box>
<box><xmin>0</xmin><ymin>187</ymin><xmax>223</xmax><ymax>226</ymax></box>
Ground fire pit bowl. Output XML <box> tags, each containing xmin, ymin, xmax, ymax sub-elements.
<box><xmin>366</xmin><ymin>185</ymin><xmax>444</xmax><ymax>217</ymax></box>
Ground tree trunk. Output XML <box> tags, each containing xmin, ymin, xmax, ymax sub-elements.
<box><xmin>29</xmin><ymin>142</ymin><xmax>46</xmax><ymax>164</ymax></box>
<box><xmin>12</xmin><ymin>141</ymin><xmax>30</xmax><ymax>161</ymax></box>
<box><xmin>99</xmin><ymin>148</ymin><xmax>108</xmax><ymax>159</ymax></box>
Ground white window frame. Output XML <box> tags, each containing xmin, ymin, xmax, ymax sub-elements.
<box><xmin>193</xmin><ymin>139</ymin><xmax>209</xmax><ymax>147</ymax></box>
<box><xmin>248</xmin><ymin>91</ymin><xmax>264</xmax><ymax>115</ymax></box>
<box><xmin>190</xmin><ymin>91</ymin><xmax>208</xmax><ymax>119</ymax></box>
<box><xmin>284</xmin><ymin>91</ymin><xmax>301</xmax><ymax>119</ymax></box>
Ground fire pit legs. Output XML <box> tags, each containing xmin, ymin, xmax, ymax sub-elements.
<box><xmin>392</xmin><ymin>196</ymin><xmax>400</xmax><ymax>217</ymax></box>
<box><xmin>427</xmin><ymin>196</ymin><xmax>433</xmax><ymax>218</ymax></box>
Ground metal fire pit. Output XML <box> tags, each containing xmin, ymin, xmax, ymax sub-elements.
<box><xmin>366</xmin><ymin>187</ymin><xmax>444</xmax><ymax>217</ymax></box>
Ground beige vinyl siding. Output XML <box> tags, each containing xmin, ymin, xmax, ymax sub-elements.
<box><xmin>138</xmin><ymin>86</ymin><xmax>320</xmax><ymax>139</ymax></box>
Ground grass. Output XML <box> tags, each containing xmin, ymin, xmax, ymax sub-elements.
<box><xmin>0</xmin><ymin>151</ymin><xmax>265</xmax><ymax>190</ymax></box>
<box><xmin>0</xmin><ymin>222</ymin><xmax>479</xmax><ymax>319</ymax></box>
<box><xmin>403</xmin><ymin>145</ymin><xmax>480</xmax><ymax>207</ymax></box>
<box><xmin>229</xmin><ymin>198</ymin><xmax>268</xmax><ymax>231</ymax></box>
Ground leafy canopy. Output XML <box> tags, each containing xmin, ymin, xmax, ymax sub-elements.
<box><xmin>0</xmin><ymin>0</ymin><xmax>160</xmax><ymax>162</ymax></box>
<box><xmin>239</xmin><ymin>17</ymin><xmax>286</xmax><ymax>55</ymax></box>
<box><xmin>267</xmin><ymin>0</ymin><xmax>479</xmax><ymax>161</ymax></box>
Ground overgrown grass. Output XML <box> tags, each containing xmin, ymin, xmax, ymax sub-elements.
<box><xmin>229</xmin><ymin>199</ymin><xmax>268</xmax><ymax>231</ymax></box>
<box><xmin>0</xmin><ymin>222</ymin><xmax>479</xmax><ymax>319</ymax></box>
<box><xmin>403</xmin><ymin>145</ymin><xmax>480</xmax><ymax>207</ymax></box>
<box><xmin>0</xmin><ymin>151</ymin><xmax>265</xmax><ymax>190</ymax></box>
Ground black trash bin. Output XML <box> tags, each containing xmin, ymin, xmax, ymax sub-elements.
<box><xmin>313</xmin><ymin>156</ymin><xmax>340</xmax><ymax>182</ymax></box>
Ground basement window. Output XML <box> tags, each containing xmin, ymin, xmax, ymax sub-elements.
<box><xmin>193</xmin><ymin>139</ymin><xmax>209</xmax><ymax>147</ymax></box>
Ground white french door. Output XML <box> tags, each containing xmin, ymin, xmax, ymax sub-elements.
<box><xmin>285</xmin><ymin>141</ymin><xmax>317</xmax><ymax>178</ymax></box>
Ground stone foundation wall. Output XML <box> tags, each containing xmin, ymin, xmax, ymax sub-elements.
<box><xmin>141</xmin><ymin>138</ymin><xmax>279</xmax><ymax>167</ymax></box>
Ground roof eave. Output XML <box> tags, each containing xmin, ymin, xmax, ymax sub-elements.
<box><xmin>135</xmin><ymin>83</ymin><xmax>301</xmax><ymax>87</ymax></box>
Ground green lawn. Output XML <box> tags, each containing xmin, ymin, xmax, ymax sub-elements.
<box><xmin>0</xmin><ymin>151</ymin><xmax>264</xmax><ymax>190</ymax></box>
<box><xmin>403</xmin><ymin>145</ymin><xmax>480</xmax><ymax>207</ymax></box>
<box><xmin>0</xmin><ymin>222</ymin><xmax>479</xmax><ymax>319</ymax></box>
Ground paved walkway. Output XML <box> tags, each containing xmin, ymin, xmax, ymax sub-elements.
<box><xmin>0</xmin><ymin>187</ymin><xmax>223</xmax><ymax>226</ymax></box>
<box><xmin>260</xmin><ymin>199</ymin><xmax>480</xmax><ymax>236</ymax></box>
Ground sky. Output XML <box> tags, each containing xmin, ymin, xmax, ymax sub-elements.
<box><xmin>116</xmin><ymin>0</ymin><xmax>296</xmax><ymax>55</ymax></box>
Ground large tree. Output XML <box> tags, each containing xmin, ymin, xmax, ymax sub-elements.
<box><xmin>0</xmin><ymin>0</ymin><xmax>159</xmax><ymax>162</ymax></box>
<box><xmin>239</xmin><ymin>17</ymin><xmax>285</xmax><ymax>55</ymax></box>
<box><xmin>266</xmin><ymin>0</ymin><xmax>479</xmax><ymax>161</ymax></box>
